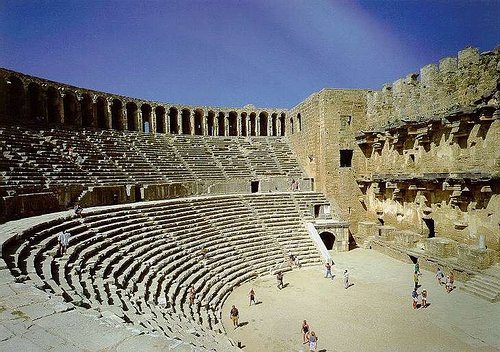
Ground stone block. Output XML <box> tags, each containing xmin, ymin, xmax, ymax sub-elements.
<box><xmin>357</xmin><ymin>221</ymin><xmax>378</xmax><ymax>238</ymax></box>
<box><xmin>457</xmin><ymin>244</ymin><xmax>493</xmax><ymax>270</ymax></box>
<box><xmin>425</xmin><ymin>237</ymin><xmax>458</xmax><ymax>258</ymax></box>
<box><xmin>377</xmin><ymin>225</ymin><xmax>396</xmax><ymax>241</ymax></box>
<box><xmin>394</xmin><ymin>230</ymin><xmax>421</xmax><ymax>247</ymax></box>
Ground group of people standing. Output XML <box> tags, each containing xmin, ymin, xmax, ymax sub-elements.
<box><xmin>325</xmin><ymin>262</ymin><xmax>350</xmax><ymax>289</ymax></box>
<box><xmin>301</xmin><ymin>320</ymin><xmax>319</xmax><ymax>351</ymax></box>
<box><xmin>411</xmin><ymin>260</ymin><xmax>456</xmax><ymax>309</ymax></box>
<box><xmin>435</xmin><ymin>267</ymin><xmax>455</xmax><ymax>293</ymax></box>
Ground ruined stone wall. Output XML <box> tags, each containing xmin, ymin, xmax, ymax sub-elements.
<box><xmin>288</xmin><ymin>46</ymin><xmax>499</xmax><ymax>258</ymax></box>
<box><xmin>355</xmin><ymin>46</ymin><xmax>500</xmax><ymax>252</ymax></box>
<box><xmin>366</xmin><ymin>47</ymin><xmax>499</xmax><ymax>128</ymax></box>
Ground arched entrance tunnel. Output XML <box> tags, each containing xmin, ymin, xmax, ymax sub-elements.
<box><xmin>319</xmin><ymin>231</ymin><xmax>336</xmax><ymax>250</ymax></box>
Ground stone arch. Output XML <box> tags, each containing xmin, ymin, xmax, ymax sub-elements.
<box><xmin>181</xmin><ymin>108</ymin><xmax>191</xmax><ymax>135</ymax></box>
<box><xmin>81</xmin><ymin>94</ymin><xmax>94</xmax><ymax>128</ymax></box>
<box><xmin>126</xmin><ymin>102</ymin><xmax>138</xmax><ymax>131</ymax></box>
<box><xmin>194</xmin><ymin>109</ymin><xmax>203</xmax><ymax>135</ymax></box>
<box><xmin>249</xmin><ymin>112</ymin><xmax>257</xmax><ymax>136</ymax></box>
<box><xmin>280</xmin><ymin>113</ymin><xmax>286</xmax><ymax>136</ymax></box>
<box><xmin>96</xmin><ymin>97</ymin><xmax>109</xmax><ymax>129</ymax></box>
<box><xmin>271</xmin><ymin>113</ymin><xmax>278</xmax><ymax>136</ymax></box>
<box><xmin>155</xmin><ymin>106</ymin><xmax>166</xmax><ymax>133</ymax></box>
<box><xmin>141</xmin><ymin>104</ymin><xmax>152</xmax><ymax>133</ymax></box>
<box><xmin>207</xmin><ymin>111</ymin><xmax>215</xmax><ymax>136</ymax></box>
<box><xmin>217</xmin><ymin>112</ymin><xmax>225</xmax><ymax>136</ymax></box>
<box><xmin>297</xmin><ymin>113</ymin><xmax>302</xmax><ymax>132</ymax></box>
<box><xmin>259</xmin><ymin>111</ymin><xmax>268</xmax><ymax>136</ymax></box>
<box><xmin>169</xmin><ymin>107</ymin><xmax>179</xmax><ymax>134</ymax></box>
<box><xmin>63</xmin><ymin>91</ymin><xmax>79</xmax><ymax>126</ymax></box>
<box><xmin>111</xmin><ymin>99</ymin><xmax>124</xmax><ymax>130</ymax></box>
<box><xmin>7</xmin><ymin>76</ymin><xmax>26</xmax><ymax>121</ymax></box>
<box><xmin>47</xmin><ymin>86</ymin><xmax>63</xmax><ymax>124</ymax></box>
<box><xmin>290</xmin><ymin>116</ymin><xmax>294</xmax><ymax>134</ymax></box>
<box><xmin>241</xmin><ymin>112</ymin><xmax>248</xmax><ymax>136</ymax></box>
<box><xmin>27</xmin><ymin>82</ymin><xmax>46</xmax><ymax>123</ymax></box>
<box><xmin>228</xmin><ymin>111</ymin><xmax>238</xmax><ymax>136</ymax></box>
<box><xmin>319</xmin><ymin>231</ymin><xmax>336</xmax><ymax>250</ymax></box>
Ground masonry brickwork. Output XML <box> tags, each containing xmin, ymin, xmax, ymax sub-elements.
<box><xmin>288</xmin><ymin>46</ymin><xmax>499</xmax><ymax>267</ymax></box>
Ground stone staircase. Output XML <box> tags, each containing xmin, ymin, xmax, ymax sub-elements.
<box><xmin>461</xmin><ymin>273</ymin><xmax>500</xmax><ymax>302</ymax></box>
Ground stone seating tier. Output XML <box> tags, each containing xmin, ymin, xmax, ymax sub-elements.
<box><xmin>2</xmin><ymin>192</ymin><xmax>330</xmax><ymax>351</ymax></box>
<box><xmin>0</xmin><ymin>125</ymin><xmax>306</xmax><ymax>196</ymax></box>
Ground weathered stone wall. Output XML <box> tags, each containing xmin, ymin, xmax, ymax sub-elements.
<box><xmin>288</xmin><ymin>46</ymin><xmax>499</xmax><ymax>261</ymax></box>
<box><xmin>354</xmin><ymin>47</ymin><xmax>500</xmax><ymax>253</ymax></box>
<box><xmin>366</xmin><ymin>47</ymin><xmax>499</xmax><ymax>128</ymax></box>
<box><xmin>289</xmin><ymin>89</ymin><xmax>368</xmax><ymax>227</ymax></box>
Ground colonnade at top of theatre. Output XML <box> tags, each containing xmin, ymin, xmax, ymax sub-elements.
<box><xmin>0</xmin><ymin>71</ymin><xmax>306</xmax><ymax>137</ymax></box>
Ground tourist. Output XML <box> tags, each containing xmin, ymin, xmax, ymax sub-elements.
<box><xmin>343</xmin><ymin>269</ymin><xmax>349</xmax><ymax>289</ymax></box>
<box><xmin>74</xmin><ymin>204</ymin><xmax>83</xmax><ymax>218</ymax></box>
<box><xmin>325</xmin><ymin>262</ymin><xmax>332</xmax><ymax>279</ymax></box>
<box><xmin>411</xmin><ymin>287</ymin><xmax>419</xmax><ymax>309</ymax></box>
<box><xmin>249</xmin><ymin>288</ymin><xmax>256</xmax><ymax>306</ymax></box>
<box><xmin>188</xmin><ymin>285</ymin><xmax>195</xmax><ymax>305</ymax></box>
<box><xmin>294</xmin><ymin>255</ymin><xmax>301</xmax><ymax>268</ymax></box>
<box><xmin>301</xmin><ymin>320</ymin><xmax>310</xmax><ymax>344</ymax></box>
<box><xmin>276</xmin><ymin>271</ymin><xmax>284</xmax><ymax>290</ymax></box>
<box><xmin>57</xmin><ymin>230</ymin><xmax>71</xmax><ymax>256</ymax></box>
<box><xmin>230</xmin><ymin>305</ymin><xmax>239</xmax><ymax>329</ymax></box>
<box><xmin>199</xmin><ymin>248</ymin><xmax>208</xmax><ymax>259</ymax></box>
<box><xmin>421</xmin><ymin>289</ymin><xmax>428</xmax><ymax>308</ymax></box>
<box><xmin>445</xmin><ymin>273</ymin><xmax>454</xmax><ymax>293</ymax></box>
<box><xmin>435</xmin><ymin>268</ymin><xmax>445</xmax><ymax>285</ymax></box>
<box><xmin>413</xmin><ymin>271</ymin><xmax>419</xmax><ymax>289</ymax></box>
<box><xmin>414</xmin><ymin>260</ymin><xmax>421</xmax><ymax>275</ymax></box>
<box><xmin>308</xmin><ymin>331</ymin><xmax>318</xmax><ymax>351</ymax></box>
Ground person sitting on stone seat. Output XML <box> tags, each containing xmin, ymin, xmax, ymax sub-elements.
<box><xmin>74</xmin><ymin>204</ymin><xmax>83</xmax><ymax>218</ymax></box>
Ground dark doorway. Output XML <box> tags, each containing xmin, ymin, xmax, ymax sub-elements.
<box><xmin>135</xmin><ymin>186</ymin><xmax>142</xmax><ymax>201</ymax></box>
<box><xmin>319</xmin><ymin>232</ymin><xmax>335</xmax><ymax>250</ymax></box>
<box><xmin>423</xmin><ymin>218</ymin><xmax>435</xmax><ymax>238</ymax></box>
<box><xmin>251</xmin><ymin>181</ymin><xmax>259</xmax><ymax>193</ymax></box>
<box><xmin>340</xmin><ymin>149</ymin><xmax>353</xmax><ymax>167</ymax></box>
<box><xmin>314</xmin><ymin>205</ymin><xmax>321</xmax><ymax>218</ymax></box>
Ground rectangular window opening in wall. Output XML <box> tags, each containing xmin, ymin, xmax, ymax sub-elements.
<box><xmin>340</xmin><ymin>115</ymin><xmax>352</xmax><ymax>129</ymax></box>
<box><xmin>340</xmin><ymin>149</ymin><xmax>353</xmax><ymax>167</ymax></box>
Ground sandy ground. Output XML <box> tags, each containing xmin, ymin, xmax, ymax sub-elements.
<box><xmin>222</xmin><ymin>249</ymin><xmax>500</xmax><ymax>352</ymax></box>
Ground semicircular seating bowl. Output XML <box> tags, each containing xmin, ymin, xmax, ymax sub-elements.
<box><xmin>2</xmin><ymin>192</ymin><xmax>327</xmax><ymax>350</ymax></box>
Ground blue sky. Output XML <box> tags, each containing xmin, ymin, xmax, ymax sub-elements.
<box><xmin>1</xmin><ymin>0</ymin><xmax>498</xmax><ymax>108</ymax></box>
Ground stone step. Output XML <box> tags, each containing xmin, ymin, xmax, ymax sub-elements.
<box><xmin>469</xmin><ymin>276</ymin><xmax>500</xmax><ymax>291</ymax></box>
<box><xmin>461</xmin><ymin>284</ymin><xmax>498</xmax><ymax>302</ymax></box>
<box><xmin>460</xmin><ymin>274</ymin><xmax>500</xmax><ymax>302</ymax></box>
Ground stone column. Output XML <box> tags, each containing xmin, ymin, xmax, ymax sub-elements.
<box><xmin>189</xmin><ymin>110</ymin><xmax>195</xmax><ymax>135</ymax></box>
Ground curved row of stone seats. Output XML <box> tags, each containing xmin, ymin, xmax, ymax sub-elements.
<box><xmin>122</xmin><ymin>132</ymin><xmax>196</xmax><ymax>183</ymax></box>
<box><xmin>0</xmin><ymin>125</ymin><xmax>306</xmax><ymax>197</ymax></box>
<box><xmin>246</xmin><ymin>193</ymin><xmax>324</xmax><ymax>266</ymax></box>
<box><xmin>0</xmin><ymin>125</ymin><xmax>92</xmax><ymax>187</ymax></box>
<box><xmin>267</xmin><ymin>137</ymin><xmax>305</xmax><ymax>177</ymax></box>
<box><xmin>40</xmin><ymin>129</ymin><xmax>132</xmax><ymax>185</ymax></box>
<box><xmin>205</xmin><ymin>138</ymin><xmax>255</xmax><ymax>178</ymax></box>
<box><xmin>84</xmin><ymin>130</ymin><xmax>166</xmax><ymax>184</ymax></box>
<box><xmin>239</xmin><ymin>138</ymin><xmax>283</xmax><ymax>176</ymax></box>
<box><xmin>9</xmin><ymin>205</ymin><xmax>234</xmax><ymax>350</ymax></box>
<box><xmin>2</xmin><ymin>193</ymin><xmax>328</xmax><ymax>350</ymax></box>
<box><xmin>171</xmin><ymin>135</ymin><xmax>227</xmax><ymax>181</ymax></box>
